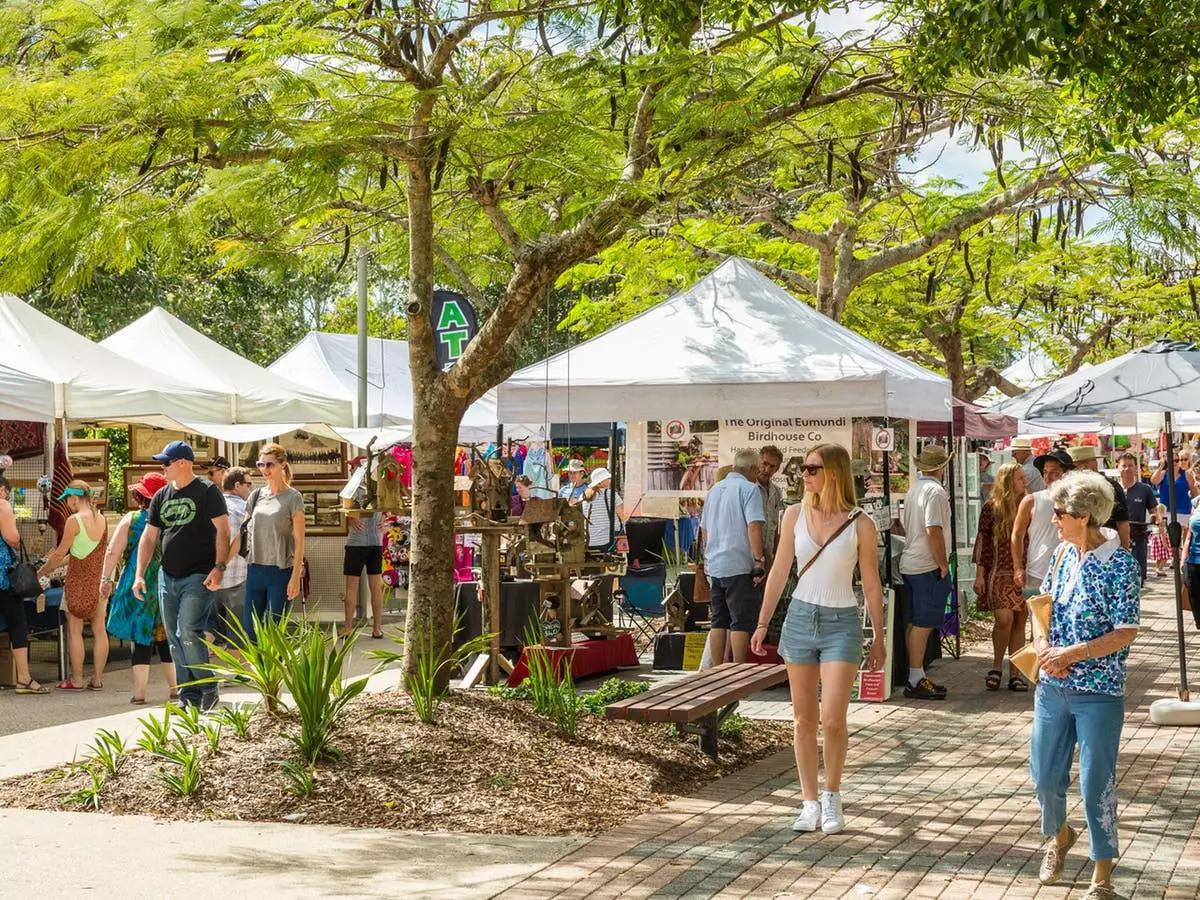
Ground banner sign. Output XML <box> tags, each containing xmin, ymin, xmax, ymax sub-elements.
<box><xmin>431</xmin><ymin>290</ymin><xmax>478</xmax><ymax>369</ymax></box>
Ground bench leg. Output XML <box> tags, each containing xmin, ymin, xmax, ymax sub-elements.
<box><xmin>680</xmin><ymin>701</ymin><xmax>740</xmax><ymax>761</ymax></box>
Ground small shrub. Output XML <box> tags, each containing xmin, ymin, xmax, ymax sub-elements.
<box><xmin>136</xmin><ymin>708</ymin><xmax>173</xmax><ymax>755</ymax></box>
<box><xmin>371</xmin><ymin>611</ymin><xmax>493</xmax><ymax>725</ymax></box>
<box><xmin>579</xmin><ymin>677</ymin><xmax>650</xmax><ymax>716</ymax></box>
<box><xmin>63</xmin><ymin>765</ymin><xmax>105</xmax><ymax>810</ymax></box>
<box><xmin>487</xmin><ymin>683</ymin><xmax>533</xmax><ymax>701</ymax></box>
<box><xmin>523</xmin><ymin>623</ymin><xmax>580</xmax><ymax>740</ymax></box>
<box><xmin>719</xmin><ymin>713</ymin><xmax>748</xmax><ymax>742</ymax></box>
<box><xmin>154</xmin><ymin>739</ymin><xmax>203</xmax><ymax>797</ymax></box>
<box><xmin>196</xmin><ymin>611</ymin><xmax>290</xmax><ymax>714</ymax></box>
<box><xmin>277</xmin><ymin>759</ymin><xmax>317</xmax><ymax>798</ymax></box>
<box><xmin>88</xmin><ymin>728</ymin><xmax>130</xmax><ymax>777</ymax></box>
<box><xmin>484</xmin><ymin>773</ymin><xmax>512</xmax><ymax>790</ymax></box>
<box><xmin>201</xmin><ymin>721</ymin><xmax>223</xmax><ymax>755</ymax></box>
<box><xmin>282</xmin><ymin>622</ymin><xmax>372</xmax><ymax>764</ymax></box>
<box><xmin>172</xmin><ymin>704</ymin><xmax>204</xmax><ymax>736</ymax></box>
<box><xmin>219</xmin><ymin>704</ymin><xmax>256</xmax><ymax>739</ymax></box>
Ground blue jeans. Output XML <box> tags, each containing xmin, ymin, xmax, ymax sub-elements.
<box><xmin>1031</xmin><ymin>681</ymin><xmax>1124</xmax><ymax>860</ymax></box>
<box><xmin>160</xmin><ymin>572</ymin><xmax>217</xmax><ymax>708</ymax></box>
<box><xmin>242</xmin><ymin>564</ymin><xmax>292</xmax><ymax>642</ymax></box>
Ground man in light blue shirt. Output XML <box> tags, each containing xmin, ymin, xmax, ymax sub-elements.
<box><xmin>558</xmin><ymin>459</ymin><xmax>587</xmax><ymax>503</ymax></box>
<box><xmin>699</xmin><ymin>449</ymin><xmax>767</xmax><ymax>664</ymax></box>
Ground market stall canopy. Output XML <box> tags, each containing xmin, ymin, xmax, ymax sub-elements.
<box><xmin>269</xmin><ymin>332</ymin><xmax>537</xmax><ymax>445</ymax></box>
<box><xmin>496</xmin><ymin>257</ymin><xmax>953</xmax><ymax>423</ymax></box>
<box><xmin>0</xmin><ymin>364</ymin><xmax>55</xmax><ymax>423</ymax></box>
<box><xmin>988</xmin><ymin>340</ymin><xmax>1200</xmax><ymax>427</ymax></box>
<box><xmin>101</xmin><ymin>307</ymin><xmax>354</xmax><ymax>440</ymax></box>
<box><xmin>0</xmin><ymin>293</ymin><xmax>233</xmax><ymax>426</ymax></box>
<box><xmin>916</xmin><ymin>398</ymin><xmax>1018</xmax><ymax>439</ymax></box>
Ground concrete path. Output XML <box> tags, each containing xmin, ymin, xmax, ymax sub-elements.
<box><xmin>502</xmin><ymin>578</ymin><xmax>1200</xmax><ymax>899</ymax></box>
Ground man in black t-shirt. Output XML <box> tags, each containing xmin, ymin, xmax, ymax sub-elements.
<box><xmin>1117</xmin><ymin>451</ymin><xmax>1158</xmax><ymax>584</ymax></box>
<box><xmin>134</xmin><ymin>441</ymin><xmax>230</xmax><ymax>710</ymax></box>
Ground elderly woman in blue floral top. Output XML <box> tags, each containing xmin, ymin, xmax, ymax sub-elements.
<box><xmin>1032</xmin><ymin>470</ymin><xmax>1140</xmax><ymax>900</ymax></box>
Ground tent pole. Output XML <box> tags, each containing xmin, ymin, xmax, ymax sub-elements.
<box><xmin>356</xmin><ymin>246</ymin><xmax>369</xmax><ymax>429</ymax></box>
<box><xmin>1165</xmin><ymin>413</ymin><xmax>1190</xmax><ymax>700</ymax></box>
<box><xmin>945</xmin><ymin>420</ymin><xmax>960</xmax><ymax>659</ymax></box>
<box><xmin>881</xmin><ymin>417</ymin><xmax>892</xmax><ymax>587</ymax></box>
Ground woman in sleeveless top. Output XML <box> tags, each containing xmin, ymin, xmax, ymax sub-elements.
<box><xmin>753</xmin><ymin>444</ymin><xmax>886</xmax><ymax>836</ymax></box>
<box><xmin>100</xmin><ymin>472</ymin><xmax>177</xmax><ymax>704</ymax></box>
<box><xmin>38</xmin><ymin>479</ymin><xmax>109</xmax><ymax>690</ymax></box>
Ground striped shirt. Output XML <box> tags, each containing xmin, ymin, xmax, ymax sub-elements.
<box><xmin>584</xmin><ymin>489</ymin><xmax>622</xmax><ymax>548</ymax></box>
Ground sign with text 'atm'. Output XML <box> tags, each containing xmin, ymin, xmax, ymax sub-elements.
<box><xmin>431</xmin><ymin>290</ymin><xmax>479</xmax><ymax>369</ymax></box>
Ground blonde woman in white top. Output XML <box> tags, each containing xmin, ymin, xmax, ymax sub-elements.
<box><xmin>752</xmin><ymin>443</ymin><xmax>886</xmax><ymax>836</ymax></box>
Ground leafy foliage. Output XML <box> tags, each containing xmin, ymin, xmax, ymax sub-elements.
<box><xmin>277</xmin><ymin>759</ymin><xmax>318</xmax><ymax>799</ymax></box>
<box><xmin>87</xmin><ymin>729</ymin><xmax>130</xmax><ymax>778</ymax></box>
<box><xmin>63</xmin><ymin>765</ymin><xmax>106</xmax><ymax>811</ymax></box>
<box><xmin>199</xmin><ymin>613</ymin><xmax>290</xmax><ymax>715</ymax></box>
<box><xmin>522</xmin><ymin>623</ymin><xmax>581</xmax><ymax>739</ymax></box>
<box><xmin>153</xmin><ymin>738</ymin><xmax>204</xmax><ymax>797</ymax></box>
<box><xmin>280</xmin><ymin>623</ymin><xmax>371</xmax><ymax>764</ymax></box>
<box><xmin>578</xmin><ymin>677</ymin><xmax>650</xmax><ymax>716</ymax></box>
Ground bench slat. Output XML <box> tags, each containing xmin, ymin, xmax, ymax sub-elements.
<box><xmin>606</xmin><ymin>665</ymin><xmax>752</xmax><ymax>721</ymax></box>
<box><xmin>640</xmin><ymin>666</ymin><xmax>769</xmax><ymax>723</ymax></box>
<box><xmin>665</xmin><ymin>667</ymin><xmax>787</xmax><ymax>722</ymax></box>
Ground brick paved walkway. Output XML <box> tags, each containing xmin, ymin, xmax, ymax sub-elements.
<box><xmin>504</xmin><ymin>579</ymin><xmax>1200</xmax><ymax>899</ymax></box>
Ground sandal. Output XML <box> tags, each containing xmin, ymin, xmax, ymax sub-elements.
<box><xmin>1009</xmin><ymin>675</ymin><xmax>1030</xmax><ymax>692</ymax></box>
<box><xmin>87</xmin><ymin>680</ymin><xmax>104</xmax><ymax>691</ymax></box>
<box><xmin>15</xmin><ymin>680</ymin><xmax>49</xmax><ymax>695</ymax></box>
<box><xmin>130</xmin><ymin>697</ymin><xmax>147</xmax><ymax>705</ymax></box>
<box><xmin>168</xmin><ymin>691</ymin><xmax>180</xmax><ymax>701</ymax></box>
<box><xmin>985</xmin><ymin>669</ymin><xmax>1002</xmax><ymax>691</ymax></box>
<box><xmin>56</xmin><ymin>679</ymin><xmax>87</xmax><ymax>691</ymax></box>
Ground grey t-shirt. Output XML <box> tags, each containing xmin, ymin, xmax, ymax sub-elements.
<box><xmin>247</xmin><ymin>486</ymin><xmax>305</xmax><ymax>569</ymax></box>
<box><xmin>346</xmin><ymin>512</ymin><xmax>383</xmax><ymax>548</ymax></box>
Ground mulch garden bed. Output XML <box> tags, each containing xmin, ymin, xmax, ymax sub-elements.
<box><xmin>0</xmin><ymin>690</ymin><xmax>791</xmax><ymax>836</ymax></box>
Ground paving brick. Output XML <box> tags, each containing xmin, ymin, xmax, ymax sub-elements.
<box><xmin>503</xmin><ymin>581</ymin><xmax>1200</xmax><ymax>899</ymax></box>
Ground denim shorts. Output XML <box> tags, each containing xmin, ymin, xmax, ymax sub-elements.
<box><xmin>778</xmin><ymin>599</ymin><xmax>863</xmax><ymax>665</ymax></box>
<box><xmin>903</xmin><ymin>569</ymin><xmax>950</xmax><ymax>628</ymax></box>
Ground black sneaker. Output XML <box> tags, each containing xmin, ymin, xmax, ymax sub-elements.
<box><xmin>200</xmin><ymin>690</ymin><xmax>221</xmax><ymax>712</ymax></box>
<box><xmin>904</xmin><ymin>677</ymin><xmax>947</xmax><ymax>700</ymax></box>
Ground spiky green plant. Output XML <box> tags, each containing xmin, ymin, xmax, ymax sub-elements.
<box><xmin>88</xmin><ymin>728</ymin><xmax>130</xmax><ymax>777</ymax></box>
<box><xmin>194</xmin><ymin>611</ymin><xmax>291</xmax><ymax>714</ymax></box>
<box><xmin>136</xmin><ymin>708</ymin><xmax>173</xmax><ymax>755</ymax></box>
<box><xmin>276</xmin><ymin>759</ymin><xmax>317</xmax><ymax>798</ymax></box>
<box><xmin>281</xmin><ymin>622</ymin><xmax>372</xmax><ymax>763</ymax></box>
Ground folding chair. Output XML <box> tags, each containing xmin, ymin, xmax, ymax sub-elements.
<box><xmin>616</xmin><ymin>562</ymin><xmax>667</xmax><ymax>643</ymax></box>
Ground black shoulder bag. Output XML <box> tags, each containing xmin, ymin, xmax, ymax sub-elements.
<box><xmin>238</xmin><ymin>489</ymin><xmax>261</xmax><ymax>559</ymax></box>
<box><xmin>6</xmin><ymin>538</ymin><xmax>42</xmax><ymax>599</ymax></box>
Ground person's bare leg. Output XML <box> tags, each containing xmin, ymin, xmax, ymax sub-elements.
<box><xmin>89</xmin><ymin>603</ymin><xmax>109</xmax><ymax>686</ymax></box>
<box><xmin>818</xmin><ymin>661</ymin><xmax>859</xmax><ymax>792</ymax></box>
<box><xmin>131</xmin><ymin>663</ymin><xmax>150</xmax><ymax>702</ymax></box>
<box><xmin>1009</xmin><ymin>608</ymin><xmax>1029</xmax><ymax>656</ymax></box>
<box><xmin>729</xmin><ymin>629</ymin><xmax>751</xmax><ymax>663</ymax></box>
<box><xmin>13</xmin><ymin>647</ymin><xmax>41</xmax><ymax>689</ymax></box>
<box><xmin>369</xmin><ymin>574</ymin><xmax>384</xmax><ymax>635</ymax></box>
<box><xmin>1092</xmin><ymin>858</ymin><xmax>1114</xmax><ymax>886</ymax></box>
<box><xmin>708</xmin><ymin>628</ymin><xmax>728</xmax><ymax>667</ymax></box>
<box><xmin>992</xmin><ymin>609</ymin><xmax>1014</xmax><ymax>671</ymax></box>
<box><xmin>66</xmin><ymin>613</ymin><xmax>85</xmax><ymax>684</ymax></box>
<box><xmin>343</xmin><ymin>575</ymin><xmax>359</xmax><ymax>634</ymax></box>
<box><xmin>906</xmin><ymin>624</ymin><xmax>933</xmax><ymax>675</ymax></box>
<box><xmin>787</xmin><ymin>663</ymin><xmax>820</xmax><ymax>800</ymax></box>
<box><xmin>161</xmin><ymin>660</ymin><xmax>178</xmax><ymax>697</ymax></box>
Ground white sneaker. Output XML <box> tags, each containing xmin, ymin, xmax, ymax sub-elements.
<box><xmin>792</xmin><ymin>800</ymin><xmax>820</xmax><ymax>832</ymax></box>
<box><xmin>820</xmin><ymin>790</ymin><xmax>845</xmax><ymax>834</ymax></box>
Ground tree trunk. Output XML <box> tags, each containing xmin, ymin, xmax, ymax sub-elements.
<box><xmin>815</xmin><ymin>248</ymin><xmax>837</xmax><ymax>317</ymax></box>
<box><xmin>403</xmin><ymin>396</ymin><xmax>463</xmax><ymax>691</ymax></box>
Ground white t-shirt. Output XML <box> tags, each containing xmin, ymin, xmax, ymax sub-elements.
<box><xmin>899</xmin><ymin>474</ymin><xmax>950</xmax><ymax>575</ymax></box>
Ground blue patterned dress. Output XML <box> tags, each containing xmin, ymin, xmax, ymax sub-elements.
<box><xmin>106</xmin><ymin>510</ymin><xmax>164</xmax><ymax>646</ymax></box>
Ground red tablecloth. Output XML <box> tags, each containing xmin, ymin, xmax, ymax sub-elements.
<box><xmin>747</xmin><ymin>643</ymin><xmax>783</xmax><ymax>665</ymax></box>
<box><xmin>506</xmin><ymin>633</ymin><xmax>640</xmax><ymax>686</ymax></box>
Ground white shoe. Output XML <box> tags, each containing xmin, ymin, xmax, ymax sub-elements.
<box><xmin>820</xmin><ymin>790</ymin><xmax>845</xmax><ymax>834</ymax></box>
<box><xmin>792</xmin><ymin>800</ymin><xmax>820</xmax><ymax>832</ymax></box>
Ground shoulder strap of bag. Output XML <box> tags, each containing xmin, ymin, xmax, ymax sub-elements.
<box><xmin>795</xmin><ymin>507</ymin><xmax>862</xmax><ymax>582</ymax></box>
<box><xmin>246</xmin><ymin>488</ymin><xmax>261</xmax><ymax>517</ymax></box>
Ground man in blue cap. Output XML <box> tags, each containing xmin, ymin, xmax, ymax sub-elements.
<box><xmin>133</xmin><ymin>440</ymin><xmax>230</xmax><ymax>710</ymax></box>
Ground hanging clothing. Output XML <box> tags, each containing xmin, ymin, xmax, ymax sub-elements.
<box><xmin>525</xmin><ymin>446</ymin><xmax>553</xmax><ymax>499</ymax></box>
<box><xmin>107</xmin><ymin>510</ymin><xmax>165</xmax><ymax>647</ymax></box>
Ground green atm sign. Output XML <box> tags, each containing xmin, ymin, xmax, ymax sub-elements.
<box><xmin>431</xmin><ymin>290</ymin><xmax>478</xmax><ymax>369</ymax></box>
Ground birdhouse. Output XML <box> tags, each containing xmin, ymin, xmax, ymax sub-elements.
<box><xmin>376</xmin><ymin>456</ymin><xmax>406</xmax><ymax>511</ymax></box>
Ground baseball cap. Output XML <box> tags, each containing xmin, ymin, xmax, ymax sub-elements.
<box><xmin>132</xmin><ymin>472</ymin><xmax>169</xmax><ymax>500</ymax></box>
<box><xmin>208</xmin><ymin>455</ymin><xmax>231</xmax><ymax>472</ymax></box>
<box><xmin>152</xmin><ymin>440</ymin><xmax>195</xmax><ymax>463</ymax></box>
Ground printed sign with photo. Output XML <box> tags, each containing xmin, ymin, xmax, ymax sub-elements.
<box><xmin>129</xmin><ymin>425</ymin><xmax>213</xmax><ymax>464</ymax></box>
<box><xmin>273</xmin><ymin>430</ymin><xmax>347</xmax><ymax>480</ymax></box>
<box><xmin>66</xmin><ymin>440</ymin><xmax>109</xmax><ymax>478</ymax></box>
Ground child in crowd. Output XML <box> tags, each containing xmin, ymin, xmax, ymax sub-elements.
<box><xmin>1149</xmin><ymin>503</ymin><xmax>1173</xmax><ymax>577</ymax></box>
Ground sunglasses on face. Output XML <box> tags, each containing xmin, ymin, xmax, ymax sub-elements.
<box><xmin>1053</xmin><ymin>508</ymin><xmax>1071</xmax><ymax>519</ymax></box>
<box><xmin>256</xmin><ymin>460</ymin><xmax>277</xmax><ymax>470</ymax></box>
<box><xmin>800</xmin><ymin>464</ymin><xmax>824</xmax><ymax>476</ymax></box>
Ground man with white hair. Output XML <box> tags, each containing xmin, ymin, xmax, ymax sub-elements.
<box><xmin>699</xmin><ymin>448</ymin><xmax>767</xmax><ymax>664</ymax></box>
<box><xmin>1011</xmin><ymin>438</ymin><xmax>1045</xmax><ymax>493</ymax></box>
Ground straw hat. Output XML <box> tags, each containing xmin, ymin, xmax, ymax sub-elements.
<box><xmin>1010</xmin><ymin>438</ymin><xmax>1033</xmax><ymax>450</ymax></box>
<box><xmin>914</xmin><ymin>446</ymin><xmax>952</xmax><ymax>473</ymax></box>
<box><xmin>1067</xmin><ymin>445</ymin><xmax>1103</xmax><ymax>464</ymax></box>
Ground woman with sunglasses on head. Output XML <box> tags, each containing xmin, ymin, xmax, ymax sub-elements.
<box><xmin>1030</xmin><ymin>470</ymin><xmax>1140</xmax><ymax>900</ymax></box>
<box><xmin>100</xmin><ymin>472</ymin><xmax>178</xmax><ymax>704</ymax></box>
<box><xmin>0</xmin><ymin>474</ymin><xmax>49</xmax><ymax>693</ymax></box>
<box><xmin>37</xmin><ymin>479</ymin><xmax>109</xmax><ymax>691</ymax></box>
<box><xmin>752</xmin><ymin>444</ymin><xmax>886</xmax><ymax>836</ymax></box>
<box><xmin>242</xmin><ymin>443</ymin><xmax>305</xmax><ymax>642</ymax></box>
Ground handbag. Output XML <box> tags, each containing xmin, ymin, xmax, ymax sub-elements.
<box><xmin>6</xmin><ymin>538</ymin><xmax>42</xmax><ymax>599</ymax></box>
<box><xmin>238</xmin><ymin>489</ymin><xmax>261</xmax><ymax>559</ymax></box>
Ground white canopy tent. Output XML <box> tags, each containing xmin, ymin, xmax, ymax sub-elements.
<box><xmin>1</xmin><ymin>293</ymin><xmax>234</xmax><ymax>426</ymax></box>
<box><xmin>269</xmin><ymin>332</ymin><xmax>535</xmax><ymax>445</ymax></box>
<box><xmin>101</xmin><ymin>307</ymin><xmax>354</xmax><ymax>441</ymax></box>
<box><xmin>497</xmin><ymin>257</ymin><xmax>953</xmax><ymax>423</ymax></box>
<box><xmin>0</xmin><ymin>364</ymin><xmax>55</xmax><ymax>423</ymax></box>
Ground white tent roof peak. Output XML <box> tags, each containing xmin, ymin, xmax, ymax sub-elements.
<box><xmin>497</xmin><ymin>257</ymin><xmax>952</xmax><ymax>422</ymax></box>
<box><xmin>101</xmin><ymin>307</ymin><xmax>353</xmax><ymax>434</ymax></box>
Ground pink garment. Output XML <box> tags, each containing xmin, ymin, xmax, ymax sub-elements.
<box><xmin>388</xmin><ymin>446</ymin><xmax>413</xmax><ymax>488</ymax></box>
<box><xmin>453</xmin><ymin>544</ymin><xmax>474</xmax><ymax>582</ymax></box>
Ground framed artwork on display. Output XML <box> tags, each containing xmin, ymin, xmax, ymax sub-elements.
<box><xmin>967</xmin><ymin>499</ymin><xmax>981</xmax><ymax>545</ymax></box>
<box><xmin>273</xmin><ymin>429</ymin><xmax>347</xmax><ymax>481</ymax></box>
<box><xmin>66</xmin><ymin>439</ymin><xmax>109</xmax><ymax>480</ymax></box>
<box><xmin>292</xmin><ymin>481</ymin><xmax>348</xmax><ymax>535</ymax></box>
<box><xmin>965</xmin><ymin>453</ymin><xmax>980</xmax><ymax>497</ymax></box>
<box><xmin>129</xmin><ymin>425</ymin><xmax>214</xmax><ymax>464</ymax></box>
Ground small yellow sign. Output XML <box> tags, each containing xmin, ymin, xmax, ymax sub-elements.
<box><xmin>682</xmin><ymin>632</ymin><xmax>706</xmax><ymax>670</ymax></box>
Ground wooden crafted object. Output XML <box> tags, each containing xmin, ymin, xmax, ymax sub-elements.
<box><xmin>375</xmin><ymin>457</ymin><xmax>407</xmax><ymax>512</ymax></box>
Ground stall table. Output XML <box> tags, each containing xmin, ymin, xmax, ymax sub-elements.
<box><xmin>506</xmin><ymin>633</ymin><xmax>639</xmax><ymax>686</ymax></box>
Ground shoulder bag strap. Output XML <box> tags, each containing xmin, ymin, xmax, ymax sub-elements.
<box><xmin>795</xmin><ymin>507</ymin><xmax>862</xmax><ymax>583</ymax></box>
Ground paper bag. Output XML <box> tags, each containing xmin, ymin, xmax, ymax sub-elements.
<box><xmin>1008</xmin><ymin>593</ymin><xmax>1052</xmax><ymax>684</ymax></box>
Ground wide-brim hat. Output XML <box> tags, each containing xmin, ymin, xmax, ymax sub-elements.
<box><xmin>131</xmin><ymin>472</ymin><xmax>169</xmax><ymax>500</ymax></box>
<box><xmin>914</xmin><ymin>446</ymin><xmax>953</xmax><ymax>473</ymax></box>
<box><xmin>563</xmin><ymin>459</ymin><xmax>586</xmax><ymax>472</ymax></box>
<box><xmin>1010</xmin><ymin>438</ymin><xmax>1033</xmax><ymax>450</ymax></box>
<box><xmin>1067</xmin><ymin>445</ymin><xmax>1102</xmax><ymax>464</ymax></box>
<box><xmin>588</xmin><ymin>467</ymin><xmax>612</xmax><ymax>488</ymax></box>
<box><xmin>1034</xmin><ymin>449</ymin><xmax>1075</xmax><ymax>474</ymax></box>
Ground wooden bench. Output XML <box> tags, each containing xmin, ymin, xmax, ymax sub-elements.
<box><xmin>605</xmin><ymin>663</ymin><xmax>789</xmax><ymax>759</ymax></box>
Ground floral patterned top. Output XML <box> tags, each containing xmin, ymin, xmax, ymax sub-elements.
<box><xmin>1040</xmin><ymin>532</ymin><xmax>1140</xmax><ymax>697</ymax></box>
